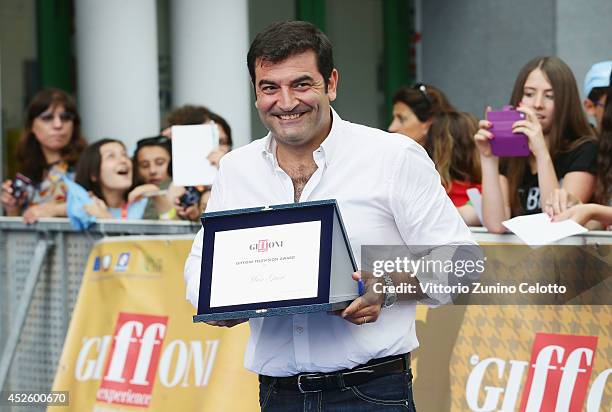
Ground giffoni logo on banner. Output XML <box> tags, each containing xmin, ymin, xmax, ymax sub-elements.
<box><xmin>73</xmin><ymin>312</ymin><xmax>219</xmax><ymax>408</ymax></box>
<box><xmin>465</xmin><ymin>332</ymin><xmax>609</xmax><ymax>411</ymax></box>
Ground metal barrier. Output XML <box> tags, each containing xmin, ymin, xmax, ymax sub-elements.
<box><xmin>0</xmin><ymin>217</ymin><xmax>610</xmax><ymax>399</ymax></box>
<box><xmin>0</xmin><ymin>217</ymin><xmax>200</xmax><ymax>397</ymax></box>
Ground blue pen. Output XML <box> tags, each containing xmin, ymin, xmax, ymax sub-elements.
<box><xmin>358</xmin><ymin>279</ymin><xmax>365</xmax><ymax>296</ymax></box>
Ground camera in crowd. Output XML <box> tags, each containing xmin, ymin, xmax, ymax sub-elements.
<box><xmin>11</xmin><ymin>173</ymin><xmax>32</xmax><ymax>200</ymax></box>
<box><xmin>179</xmin><ymin>186</ymin><xmax>203</xmax><ymax>208</ymax></box>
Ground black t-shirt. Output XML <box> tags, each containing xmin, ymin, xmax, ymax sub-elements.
<box><xmin>513</xmin><ymin>141</ymin><xmax>597</xmax><ymax>214</ymax></box>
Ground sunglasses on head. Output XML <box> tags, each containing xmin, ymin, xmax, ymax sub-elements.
<box><xmin>136</xmin><ymin>135</ymin><xmax>171</xmax><ymax>149</ymax></box>
<box><xmin>413</xmin><ymin>83</ymin><xmax>433</xmax><ymax>107</ymax></box>
<box><xmin>38</xmin><ymin>111</ymin><xmax>75</xmax><ymax>123</ymax></box>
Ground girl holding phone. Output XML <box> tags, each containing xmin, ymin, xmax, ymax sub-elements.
<box><xmin>474</xmin><ymin>56</ymin><xmax>597</xmax><ymax>233</ymax></box>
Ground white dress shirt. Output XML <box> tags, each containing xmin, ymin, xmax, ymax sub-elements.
<box><xmin>184</xmin><ymin>109</ymin><xmax>475</xmax><ymax>377</ymax></box>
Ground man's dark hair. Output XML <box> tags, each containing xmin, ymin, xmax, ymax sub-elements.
<box><xmin>247</xmin><ymin>20</ymin><xmax>334</xmax><ymax>89</ymax></box>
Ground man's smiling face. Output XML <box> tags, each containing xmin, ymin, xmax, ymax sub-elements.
<box><xmin>254</xmin><ymin>50</ymin><xmax>338</xmax><ymax>147</ymax></box>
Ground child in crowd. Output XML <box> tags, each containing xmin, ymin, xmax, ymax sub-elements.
<box><xmin>582</xmin><ymin>60</ymin><xmax>611</xmax><ymax>133</ymax></box>
<box><xmin>1</xmin><ymin>89</ymin><xmax>86</xmax><ymax>223</ymax></box>
<box><xmin>474</xmin><ymin>56</ymin><xmax>597</xmax><ymax>233</ymax></box>
<box><xmin>132</xmin><ymin>135</ymin><xmax>182</xmax><ymax>219</ymax></box>
<box><xmin>74</xmin><ymin>139</ymin><xmax>172</xmax><ymax>220</ymax></box>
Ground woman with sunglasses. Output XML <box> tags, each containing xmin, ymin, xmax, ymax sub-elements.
<box><xmin>389</xmin><ymin>84</ymin><xmax>482</xmax><ymax>225</ymax></box>
<box><xmin>474</xmin><ymin>57</ymin><xmax>597</xmax><ymax>233</ymax></box>
<box><xmin>1</xmin><ymin>88</ymin><xmax>86</xmax><ymax>223</ymax></box>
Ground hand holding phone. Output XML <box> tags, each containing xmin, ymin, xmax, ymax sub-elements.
<box><xmin>486</xmin><ymin>106</ymin><xmax>530</xmax><ymax>157</ymax></box>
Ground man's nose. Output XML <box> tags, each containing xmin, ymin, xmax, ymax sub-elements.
<box><xmin>278</xmin><ymin>88</ymin><xmax>297</xmax><ymax>112</ymax></box>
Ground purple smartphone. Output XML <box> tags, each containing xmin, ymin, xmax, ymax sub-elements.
<box><xmin>486</xmin><ymin>106</ymin><xmax>530</xmax><ymax>157</ymax></box>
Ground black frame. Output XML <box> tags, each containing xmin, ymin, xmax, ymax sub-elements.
<box><xmin>195</xmin><ymin>200</ymin><xmax>355</xmax><ymax>321</ymax></box>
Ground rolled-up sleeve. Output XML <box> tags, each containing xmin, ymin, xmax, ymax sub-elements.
<box><xmin>389</xmin><ymin>144</ymin><xmax>478</xmax><ymax>305</ymax></box>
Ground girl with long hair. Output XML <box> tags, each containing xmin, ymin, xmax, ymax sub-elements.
<box><xmin>474</xmin><ymin>56</ymin><xmax>597</xmax><ymax>232</ymax></box>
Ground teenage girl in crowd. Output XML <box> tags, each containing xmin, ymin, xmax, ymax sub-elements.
<box><xmin>132</xmin><ymin>135</ymin><xmax>182</xmax><ymax>219</ymax></box>
<box><xmin>549</xmin><ymin>70</ymin><xmax>612</xmax><ymax>228</ymax></box>
<box><xmin>1</xmin><ymin>89</ymin><xmax>86</xmax><ymax>223</ymax></box>
<box><xmin>474</xmin><ymin>56</ymin><xmax>597</xmax><ymax>233</ymax></box>
<box><xmin>389</xmin><ymin>84</ymin><xmax>482</xmax><ymax>225</ymax></box>
<box><xmin>74</xmin><ymin>139</ymin><xmax>173</xmax><ymax>220</ymax></box>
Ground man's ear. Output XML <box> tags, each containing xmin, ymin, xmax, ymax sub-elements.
<box><xmin>327</xmin><ymin>69</ymin><xmax>339</xmax><ymax>102</ymax></box>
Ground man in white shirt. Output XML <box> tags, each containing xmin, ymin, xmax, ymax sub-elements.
<box><xmin>184</xmin><ymin>20</ymin><xmax>476</xmax><ymax>411</ymax></box>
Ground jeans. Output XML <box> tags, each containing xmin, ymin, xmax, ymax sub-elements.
<box><xmin>259</xmin><ymin>369</ymin><xmax>417</xmax><ymax>411</ymax></box>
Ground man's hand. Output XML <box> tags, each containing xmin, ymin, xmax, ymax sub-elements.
<box><xmin>205</xmin><ymin>319</ymin><xmax>248</xmax><ymax>328</ymax></box>
<box><xmin>340</xmin><ymin>271</ymin><xmax>384</xmax><ymax>325</ymax></box>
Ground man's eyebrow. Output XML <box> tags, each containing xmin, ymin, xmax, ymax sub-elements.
<box><xmin>291</xmin><ymin>75</ymin><xmax>314</xmax><ymax>84</ymax></box>
<box><xmin>258</xmin><ymin>79</ymin><xmax>278</xmax><ymax>88</ymax></box>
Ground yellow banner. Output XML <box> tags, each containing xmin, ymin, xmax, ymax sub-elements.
<box><xmin>50</xmin><ymin>236</ymin><xmax>611</xmax><ymax>411</ymax></box>
<box><xmin>50</xmin><ymin>236</ymin><xmax>259</xmax><ymax>411</ymax></box>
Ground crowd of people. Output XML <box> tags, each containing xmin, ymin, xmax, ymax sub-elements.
<box><xmin>388</xmin><ymin>58</ymin><xmax>611</xmax><ymax>231</ymax></box>
<box><xmin>1</xmin><ymin>57</ymin><xmax>611</xmax><ymax>231</ymax></box>
<box><xmin>1</xmin><ymin>90</ymin><xmax>232</xmax><ymax>226</ymax></box>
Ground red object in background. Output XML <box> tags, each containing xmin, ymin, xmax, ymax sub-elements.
<box><xmin>447</xmin><ymin>180</ymin><xmax>482</xmax><ymax>207</ymax></box>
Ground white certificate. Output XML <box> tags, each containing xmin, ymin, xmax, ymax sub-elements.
<box><xmin>209</xmin><ymin>221</ymin><xmax>322</xmax><ymax>308</ymax></box>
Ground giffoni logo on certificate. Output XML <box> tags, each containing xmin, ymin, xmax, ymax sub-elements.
<box><xmin>249</xmin><ymin>239</ymin><xmax>285</xmax><ymax>253</ymax></box>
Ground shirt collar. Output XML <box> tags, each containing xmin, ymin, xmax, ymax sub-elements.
<box><xmin>260</xmin><ymin>107</ymin><xmax>343</xmax><ymax>167</ymax></box>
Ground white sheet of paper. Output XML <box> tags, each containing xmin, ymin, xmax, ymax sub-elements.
<box><xmin>210</xmin><ymin>221</ymin><xmax>322</xmax><ymax>308</ymax></box>
<box><xmin>171</xmin><ymin>124</ymin><xmax>219</xmax><ymax>186</ymax></box>
<box><xmin>466</xmin><ymin>188</ymin><xmax>483</xmax><ymax>225</ymax></box>
<box><xmin>502</xmin><ymin>213</ymin><xmax>588</xmax><ymax>247</ymax></box>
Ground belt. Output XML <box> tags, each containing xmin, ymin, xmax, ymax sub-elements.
<box><xmin>259</xmin><ymin>353</ymin><xmax>410</xmax><ymax>394</ymax></box>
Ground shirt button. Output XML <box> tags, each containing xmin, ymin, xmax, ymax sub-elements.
<box><xmin>295</xmin><ymin>327</ymin><xmax>304</xmax><ymax>334</ymax></box>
